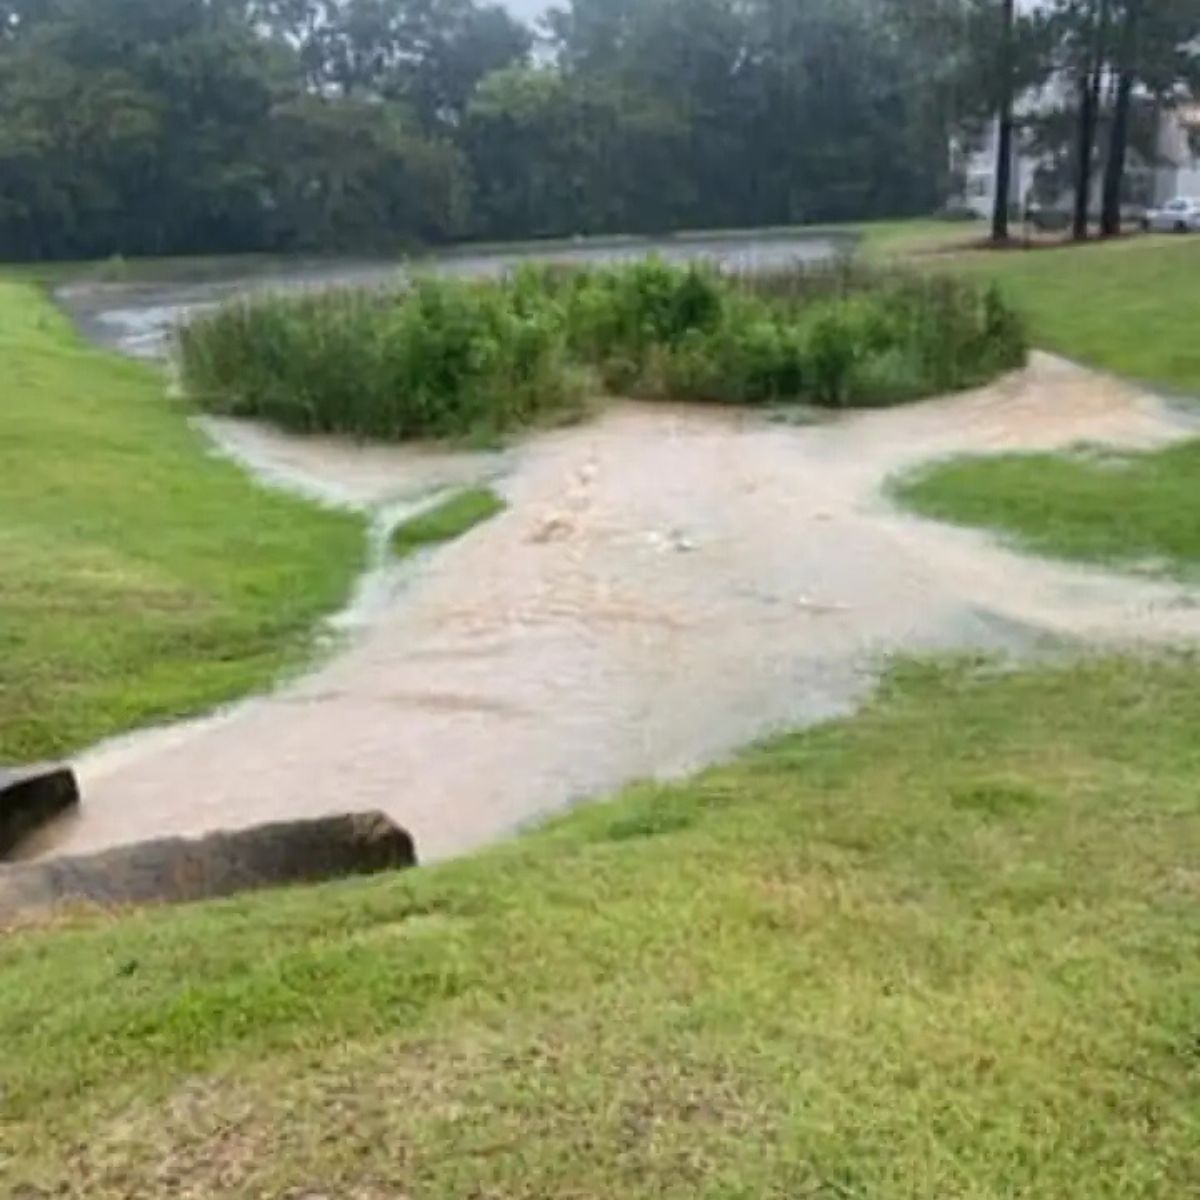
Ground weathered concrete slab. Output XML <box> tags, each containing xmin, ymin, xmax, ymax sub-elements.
<box><xmin>0</xmin><ymin>765</ymin><xmax>80</xmax><ymax>858</ymax></box>
<box><xmin>0</xmin><ymin>812</ymin><xmax>416</xmax><ymax>923</ymax></box>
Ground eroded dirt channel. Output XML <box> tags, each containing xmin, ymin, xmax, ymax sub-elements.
<box><xmin>37</xmin><ymin>256</ymin><xmax>1200</xmax><ymax>862</ymax></box>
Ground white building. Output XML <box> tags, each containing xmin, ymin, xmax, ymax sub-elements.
<box><xmin>1158</xmin><ymin>103</ymin><xmax>1200</xmax><ymax>199</ymax></box>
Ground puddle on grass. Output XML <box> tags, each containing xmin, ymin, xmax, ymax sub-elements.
<box><xmin>24</xmin><ymin>348</ymin><xmax>1200</xmax><ymax>864</ymax></box>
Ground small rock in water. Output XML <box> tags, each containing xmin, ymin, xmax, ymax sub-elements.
<box><xmin>529</xmin><ymin>513</ymin><xmax>574</xmax><ymax>543</ymax></box>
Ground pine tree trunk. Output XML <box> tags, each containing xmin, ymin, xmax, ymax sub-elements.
<box><xmin>992</xmin><ymin>0</ymin><xmax>1016</xmax><ymax>243</ymax></box>
<box><xmin>1101</xmin><ymin>69</ymin><xmax>1134</xmax><ymax>236</ymax></box>
<box><xmin>1101</xmin><ymin>0</ymin><xmax>1140</xmax><ymax>238</ymax></box>
<box><xmin>1073</xmin><ymin>71</ymin><xmax>1098</xmax><ymax>240</ymax></box>
<box><xmin>1072</xmin><ymin>0</ymin><xmax>1110</xmax><ymax>242</ymax></box>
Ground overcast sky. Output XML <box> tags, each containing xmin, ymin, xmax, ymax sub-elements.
<box><xmin>502</xmin><ymin>0</ymin><xmax>552</xmax><ymax>24</ymax></box>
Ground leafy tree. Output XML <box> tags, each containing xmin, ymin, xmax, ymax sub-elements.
<box><xmin>463</xmin><ymin>65</ymin><xmax>689</xmax><ymax>236</ymax></box>
<box><xmin>266</xmin><ymin>93</ymin><xmax>469</xmax><ymax>248</ymax></box>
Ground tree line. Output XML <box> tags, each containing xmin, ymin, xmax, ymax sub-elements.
<box><xmin>0</xmin><ymin>0</ymin><xmax>1196</xmax><ymax>261</ymax></box>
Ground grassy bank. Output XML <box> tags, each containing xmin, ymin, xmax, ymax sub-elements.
<box><xmin>970</xmin><ymin>236</ymin><xmax>1200</xmax><ymax>397</ymax></box>
<box><xmin>880</xmin><ymin>230</ymin><xmax>1200</xmax><ymax>398</ymax></box>
<box><xmin>878</xmin><ymin>233</ymin><xmax>1200</xmax><ymax>574</ymax></box>
<box><xmin>179</xmin><ymin>259</ymin><xmax>1025</xmax><ymax>440</ymax></box>
<box><xmin>4</xmin><ymin>653</ymin><xmax>1199</xmax><ymax>1196</ymax></box>
<box><xmin>899</xmin><ymin>441</ymin><xmax>1200</xmax><ymax>578</ymax></box>
<box><xmin>390</xmin><ymin>487</ymin><xmax>506</xmax><ymax>558</ymax></box>
<box><xmin>854</xmin><ymin>217</ymin><xmax>982</xmax><ymax>258</ymax></box>
<box><xmin>0</xmin><ymin>281</ymin><xmax>364</xmax><ymax>762</ymax></box>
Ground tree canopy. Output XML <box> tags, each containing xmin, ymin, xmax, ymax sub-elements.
<box><xmin>0</xmin><ymin>0</ymin><xmax>975</xmax><ymax>259</ymax></box>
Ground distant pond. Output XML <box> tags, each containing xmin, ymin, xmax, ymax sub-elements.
<box><xmin>57</xmin><ymin>230</ymin><xmax>851</xmax><ymax>359</ymax></box>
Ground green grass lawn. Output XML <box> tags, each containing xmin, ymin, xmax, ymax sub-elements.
<box><xmin>898</xmin><ymin>441</ymin><xmax>1200</xmax><ymax>578</ymax></box>
<box><xmin>390</xmin><ymin>487</ymin><xmax>506</xmax><ymax>558</ymax></box>
<box><xmin>0</xmin><ymin>280</ymin><xmax>364</xmax><ymax>761</ymax></box>
<box><xmin>3</xmin><ymin>653</ymin><xmax>1198</xmax><ymax>1196</ymax></box>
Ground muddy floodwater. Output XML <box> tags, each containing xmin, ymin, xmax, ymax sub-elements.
<box><xmin>34</xmin><ymin>244</ymin><xmax>1200</xmax><ymax>862</ymax></box>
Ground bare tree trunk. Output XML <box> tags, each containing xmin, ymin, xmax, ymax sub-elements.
<box><xmin>1101</xmin><ymin>0</ymin><xmax>1140</xmax><ymax>237</ymax></box>
<box><xmin>992</xmin><ymin>0</ymin><xmax>1016</xmax><ymax>242</ymax></box>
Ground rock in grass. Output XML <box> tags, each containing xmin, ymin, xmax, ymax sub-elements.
<box><xmin>0</xmin><ymin>812</ymin><xmax>416</xmax><ymax>922</ymax></box>
<box><xmin>0</xmin><ymin>764</ymin><xmax>79</xmax><ymax>858</ymax></box>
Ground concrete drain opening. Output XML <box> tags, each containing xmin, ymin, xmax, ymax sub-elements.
<box><xmin>0</xmin><ymin>804</ymin><xmax>417</xmax><ymax>924</ymax></box>
<box><xmin>0</xmin><ymin>764</ymin><xmax>81</xmax><ymax>858</ymax></box>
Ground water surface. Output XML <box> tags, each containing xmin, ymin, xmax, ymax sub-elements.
<box><xmin>58</xmin><ymin>230</ymin><xmax>849</xmax><ymax>359</ymax></box>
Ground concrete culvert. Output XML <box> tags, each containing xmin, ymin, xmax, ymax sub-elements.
<box><xmin>0</xmin><ymin>812</ymin><xmax>416</xmax><ymax>923</ymax></box>
<box><xmin>0</xmin><ymin>765</ymin><xmax>80</xmax><ymax>859</ymax></box>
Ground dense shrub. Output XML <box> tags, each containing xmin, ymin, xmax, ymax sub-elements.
<box><xmin>178</xmin><ymin>279</ymin><xmax>582</xmax><ymax>440</ymax></box>
<box><xmin>179</xmin><ymin>259</ymin><xmax>1027</xmax><ymax>440</ymax></box>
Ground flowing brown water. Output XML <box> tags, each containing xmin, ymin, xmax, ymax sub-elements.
<box><xmin>24</xmin><ymin>353</ymin><xmax>1200</xmax><ymax>862</ymax></box>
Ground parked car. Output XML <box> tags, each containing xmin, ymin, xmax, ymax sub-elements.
<box><xmin>1142</xmin><ymin>198</ymin><xmax>1200</xmax><ymax>233</ymax></box>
